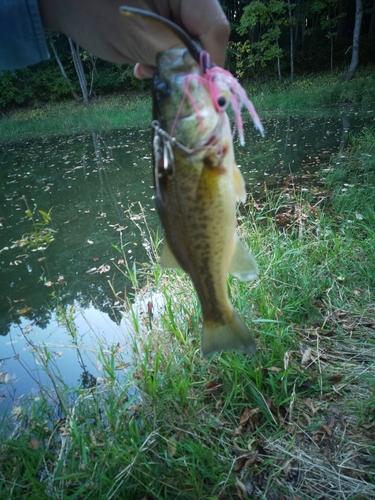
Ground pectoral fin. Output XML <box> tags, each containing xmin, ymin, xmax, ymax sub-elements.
<box><xmin>160</xmin><ymin>239</ymin><xmax>181</xmax><ymax>269</ymax></box>
<box><xmin>230</xmin><ymin>236</ymin><xmax>258</xmax><ymax>281</ymax></box>
<box><xmin>233</xmin><ymin>164</ymin><xmax>246</xmax><ymax>203</ymax></box>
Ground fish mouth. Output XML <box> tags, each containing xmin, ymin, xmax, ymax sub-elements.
<box><xmin>172</xmin><ymin>115</ymin><xmax>221</xmax><ymax>147</ymax></box>
<box><xmin>197</xmin><ymin>119</ymin><xmax>224</xmax><ymax>151</ymax></box>
<box><xmin>202</xmin><ymin>129</ymin><xmax>221</xmax><ymax>148</ymax></box>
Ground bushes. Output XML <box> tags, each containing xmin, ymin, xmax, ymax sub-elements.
<box><xmin>0</xmin><ymin>64</ymin><xmax>73</xmax><ymax>108</ymax></box>
<box><xmin>0</xmin><ymin>70</ymin><xmax>22</xmax><ymax>106</ymax></box>
<box><xmin>0</xmin><ymin>59</ymin><xmax>150</xmax><ymax>109</ymax></box>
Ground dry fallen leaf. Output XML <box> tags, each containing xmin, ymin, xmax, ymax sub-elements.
<box><xmin>330</xmin><ymin>374</ymin><xmax>344</xmax><ymax>383</ymax></box>
<box><xmin>233</xmin><ymin>442</ymin><xmax>249</xmax><ymax>455</ymax></box>
<box><xmin>0</xmin><ymin>372</ymin><xmax>11</xmax><ymax>384</ymax></box>
<box><xmin>239</xmin><ymin>406</ymin><xmax>260</xmax><ymax>427</ymax></box>
<box><xmin>215</xmin><ymin>399</ymin><xmax>224</xmax><ymax>409</ymax></box>
<box><xmin>236</xmin><ymin>474</ymin><xmax>254</xmax><ymax>498</ymax></box>
<box><xmin>167</xmin><ymin>437</ymin><xmax>177</xmax><ymax>457</ymax></box>
<box><xmin>128</xmin><ymin>404</ymin><xmax>139</xmax><ymax>412</ymax></box>
<box><xmin>98</xmin><ymin>264</ymin><xmax>110</xmax><ymax>274</ymax></box>
<box><xmin>327</xmin><ymin>415</ymin><xmax>335</xmax><ymax>429</ymax></box>
<box><xmin>322</xmin><ymin>425</ymin><xmax>333</xmax><ymax>437</ymax></box>
<box><xmin>284</xmin><ymin>350</ymin><xmax>291</xmax><ymax>371</ymax></box>
<box><xmin>17</xmin><ymin>306</ymin><xmax>32</xmax><ymax>315</ymax></box>
<box><xmin>236</xmin><ymin>478</ymin><xmax>248</xmax><ymax>499</ymax></box>
<box><xmin>305</xmin><ymin>398</ymin><xmax>319</xmax><ymax>415</ymax></box>
<box><xmin>240</xmin><ymin>406</ymin><xmax>251</xmax><ymax>426</ymax></box>
<box><xmin>29</xmin><ymin>440</ymin><xmax>40</xmax><ymax>450</ymax></box>
<box><xmin>235</xmin><ymin>456</ymin><xmax>248</xmax><ymax>473</ymax></box>
<box><xmin>115</xmin><ymin>362</ymin><xmax>131</xmax><ymax>370</ymax></box>
<box><xmin>283</xmin><ymin>460</ymin><xmax>292</xmax><ymax>476</ymax></box>
<box><xmin>12</xmin><ymin>406</ymin><xmax>22</xmax><ymax>418</ymax></box>
<box><xmin>303</xmin><ymin>413</ymin><xmax>312</xmax><ymax>426</ymax></box>
<box><xmin>204</xmin><ymin>381</ymin><xmax>221</xmax><ymax>394</ymax></box>
<box><xmin>287</xmin><ymin>423</ymin><xmax>297</xmax><ymax>434</ymax></box>
<box><xmin>301</xmin><ymin>348</ymin><xmax>312</xmax><ymax>366</ymax></box>
<box><xmin>244</xmin><ymin>452</ymin><xmax>258</xmax><ymax>468</ymax></box>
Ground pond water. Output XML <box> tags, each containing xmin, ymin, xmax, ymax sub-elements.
<box><xmin>1</xmin><ymin>107</ymin><xmax>374</xmax><ymax>414</ymax></box>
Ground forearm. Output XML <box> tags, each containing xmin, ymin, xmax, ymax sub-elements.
<box><xmin>0</xmin><ymin>0</ymin><xmax>49</xmax><ymax>70</ymax></box>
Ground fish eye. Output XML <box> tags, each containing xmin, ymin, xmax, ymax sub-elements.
<box><xmin>156</xmin><ymin>81</ymin><xmax>171</xmax><ymax>98</ymax></box>
<box><xmin>217</xmin><ymin>96</ymin><xmax>227</xmax><ymax>108</ymax></box>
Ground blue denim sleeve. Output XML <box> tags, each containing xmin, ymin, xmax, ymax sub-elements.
<box><xmin>0</xmin><ymin>0</ymin><xmax>49</xmax><ymax>70</ymax></box>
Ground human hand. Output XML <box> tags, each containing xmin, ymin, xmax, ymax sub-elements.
<box><xmin>39</xmin><ymin>0</ymin><xmax>230</xmax><ymax>77</ymax></box>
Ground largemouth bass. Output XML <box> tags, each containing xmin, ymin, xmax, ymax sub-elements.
<box><xmin>119</xmin><ymin>6</ymin><xmax>263</xmax><ymax>356</ymax></box>
<box><xmin>152</xmin><ymin>49</ymin><xmax>263</xmax><ymax>357</ymax></box>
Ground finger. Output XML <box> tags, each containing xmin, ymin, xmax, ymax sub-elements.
<box><xmin>178</xmin><ymin>0</ymin><xmax>230</xmax><ymax>67</ymax></box>
<box><xmin>198</xmin><ymin>14</ymin><xmax>230</xmax><ymax>67</ymax></box>
<box><xmin>134</xmin><ymin>63</ymin><xmax>155</xmax><ymax>79</ymax></box>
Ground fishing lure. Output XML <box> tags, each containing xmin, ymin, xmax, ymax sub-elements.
<box><xmin>171</xmin><ymin>50</ymin><xmax>264</xmax><ymax>145</ymax></box>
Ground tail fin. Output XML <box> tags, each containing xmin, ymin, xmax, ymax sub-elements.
<box><xmin>201</xmin><ymin>309</ymin><xmax>257</xmax><ymax>357</ymax></box>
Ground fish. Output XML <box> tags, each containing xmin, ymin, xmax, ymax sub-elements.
<box><xmin>152</xmin><ymin>49</ymin><xmax>265</xmax><ymax>357</ymax></box>
<box><xmin>119</xmin><ymin>7</ymin><xmax>264</xmax><ymax>356</ymax></box>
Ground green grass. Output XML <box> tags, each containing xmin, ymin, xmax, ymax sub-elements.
<box><xmin>0</xmin><ymin>93</ymin><xmax>152</xmax><ymax>143</ymax></box>
<box><xmin>246</xmin><ymin>66</ymin><xmax>375</xmax><ymax>113</ymax></box>
<box><xmin>1</xmin><ymin>67</ymin><xmax>374</xmax><ymax>143</ymax></box>
<box><xmin>1</xmin><ymin>128</ymin><xmax>375</xmax><ymax>498</ymax></box>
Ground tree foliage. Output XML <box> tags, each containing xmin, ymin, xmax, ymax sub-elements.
<box><xmin>228</xmin><ymin>0</ymin><xmax>374</xmax><ymax>81</ymax></box>
<box><xmin>0</xmin><ymin>33</ymin><xmax>149</xmax><ymax>109</ymax></box>
<box><xmin>237</xmin><ymin>0</ymin><xmax>286</xmax><ymax>79</ymax></box>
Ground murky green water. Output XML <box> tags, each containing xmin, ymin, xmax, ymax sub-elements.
<box><xmin>1</xmin><ymin>108</ymin><xmax>374</xmax><ymax>411</ymax></box>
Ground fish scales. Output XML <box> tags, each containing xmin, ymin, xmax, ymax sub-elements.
<box><xmin>158</xmin><ymin>148</ymin><xmax>235</xmax><ymax>323</ymax></box>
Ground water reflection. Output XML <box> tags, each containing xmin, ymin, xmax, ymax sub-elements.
<box><xmin>0</xmin><ymin>108</ymin><xmax>374</xmax><ymax>408</ymax></box>
<box><xmin>0</xmin><ymin>304</ymin><xmax>134</xmax><ymax>414</ymax></box>
<box><xmin>0</xmin><ymin>128</ymin><xmax>158</xmax><ymax>338</ymax></box>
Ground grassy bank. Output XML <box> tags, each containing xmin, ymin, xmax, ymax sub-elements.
<box><xmin>248</xmin><ymin>67</ymin><xmax>375</xmax><ymax>114</ymax></box>
<box><xmin>1</xmin><ymin>128</ymin><xmax>374</xmax><ymax>499</ymax></box>
<box><xmin>1</xmin><ymin>67</ymin><xmax>374</xmax><ymax>143</ymax></box>
<box><xmin>0</xmin><ymin>93</ymin><xmax>151</xmax><ymax>143</ymax></box>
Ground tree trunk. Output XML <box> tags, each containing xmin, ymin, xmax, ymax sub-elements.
<box><xmin>288</xmin><ymin>0</ymin><xmax>294</xmax><ymax>83</ymax></box>
<box><xmin>68</xmin><ymin>38</ymin><xmax>89</xmax><ymax>104</ymax></box>
<box><xmin>293</xmin><ymin>0</ymin><xmax>300</xmax><ymax>51</ymax></box>
<box><xmin>341</xmin><ymin>0</ymin><xmax>363</xmax><ymax>83</ymax></box>
<box><xmin>49</xmin><ymin>38</ymin><xmax>80</xmax><ymax>100</ymax></box>
<box><xmin>330</xmin><ymin>36</ymin><xmax>333</xmax><ymax>72</ymax></box>
<box><xmin>277</xmin><ymin>53</ymin><xmax>282</xmax><ymax>81</ymax></box>
<box><xmin>369</xmin><ymin>0</ymin><xmax>375</xmax><ymax>37</ymax></box>
<box><xmin>88</xmin><ymin>55</ymin><xmax>97</xmax><ymax>98</ymax></box>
